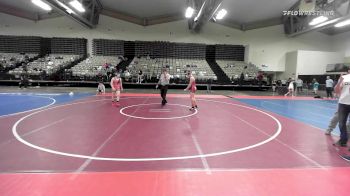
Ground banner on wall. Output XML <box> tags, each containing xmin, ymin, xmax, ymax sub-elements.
<box><xmin>299</xmin><ymin>0</ymin><xmax>316</xmax><ymax>12</ymax></box>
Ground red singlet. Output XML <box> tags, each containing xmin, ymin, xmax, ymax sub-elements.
<box><xmin>190</xmin><ymin>76</ymin><xmax>197</xmax><ymax>93</ymax></box>
<box><xmin>112</xmin><ymin>77</ymin><xmax>121</xmax><ymax>90</ymax></box>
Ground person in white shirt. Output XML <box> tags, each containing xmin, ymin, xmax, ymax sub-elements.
<box><xmin>296</xmin><ymin>78</ymin><xmax>303</xmax><ymax>93</ymax></box>
<box><xmin>284</xmin><ymin>80</ymin><xmax>294</xmax><ymax>97</ymax></box>
<box><xmin>156</xmin><ymin>68</ymin><xmax>170</xmax><ymax>105</ymax></box>
<box><xmin>325</xmin><ymin>76</ymin><xmax>334</xmax><ymax>98</ymax></box>
<box><xmin>272</xmin><ymin>80</ymin><xmax>276</xmax><ymax>92</ymax></box>
<box><xmin>334</xmin><ymin>71</ymin><xmax>350</xmax><ymax>147</ymax></box>
<box><xmin>124</xmin><ymin>69</ymin><xmax>130</xmax><ymax>81</ymax></box>
<box><xmin>281</xmin><ymin>79</ymin><xmax>287</xmax><ymax>86</ymax></box>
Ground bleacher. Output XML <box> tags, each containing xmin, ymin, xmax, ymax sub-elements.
<box><xmin>69</xmin><ymin>56</ymin><xmax>121</xmax><ymax>80</ymax></box>
<box><xmin>9</xmin><ymin>54</ymin><xmax>81</xmax><ymax>77</ymax></box>
<box><xmin>0</xmin><ymin>53</ymin><xmax>38</xmax><ymax>72</ymax></box>
<box><xmin>216</xmin><ymin>60</ymin><xmax>260</xmax><ymax>81</ymax></box>
<box><xmin>127</xmin><ymin>57</ymin><xmax>216</xmax><ymax>83</ymax></box>
<box><xmin>0</xmin><ymin>36</ymin><xmax>259</xmax><ymax>88</ymax></box>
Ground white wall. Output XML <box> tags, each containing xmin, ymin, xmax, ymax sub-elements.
<box><xmin>242</xmin><ymin>25</ymin><xmax>334</xmax><ymax>72</ymax></box>
<box><xmin>332</xmin><ymin>31</ymin><xmax>350</xmax><ymax>63</ymax></box>
<box><xmin>277</xmin><ymin>50</ymin><xmax>344</xmax><ymax>79</ymax></box>
<box><xmin>0</xmin><ymin>13</ymin><xmax>336</xmax><ymax>72</ymax></box>
<box><xmin>296</xmin><ymin>50</ymin><xmax>344</xmax><ymax>75</ymax></box>
<box><xmin>280</xmin><ymin>51</ymin><xmax>298</xmax><ymax>79</ymax></box>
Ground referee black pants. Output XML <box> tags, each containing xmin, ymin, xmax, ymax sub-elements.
<box><xmin>160</xmin><ymin>85</ymin><xmax>168</xmax><ymax>101</ymax></box>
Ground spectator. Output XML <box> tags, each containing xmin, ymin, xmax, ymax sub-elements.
<box><xmin>257</xmin><ymin>71</ymin><xmax>263</xmax><ymax>87</ymax></box>
<box><xmin>207</xmin><ymin>77</ymin><xmax>213</xmax><ymax>93</ymax></box>
<box><xmin>239</xmin><ymin>72</ymin><xmax>244</xmax><ymax>85</ymax></box>
<box><xmin>296</xmin><ymin>78</ymin><xmax>303</xmax><ymax>93</ymax></box>
<box><xmin>313</xmin><ymin>79</ymin><xmax>319</xmax><ymax>95</ymax></box>
<box><xmin>325</xmin><ymin>76</ymin><xmax>334</xmax><ymax>98</ymax></box>
<box><xmin>0</xmin><ymin>63</ymin><xmax>5</xmax><ymax>72</ymax></box>
<box><xmin>281</xmin><ymin>79</ymin><xmax>287</xmax><ymax>86</ymax></box>
<box><xmin>19</xmin><ymin>70</ymin><xmax>29</xmax><ymax>89</ymax></box>
<box><xmin>137</xmin><ymin>69</ymin><xmax>143</xmax><ymax>84</ymax></box>
<box><xmin>124</xmin><ymin>69</ymin><xmax>131</xmax><ymax>82</ymax></box>
<box><xmin>272</xmin><ymin>80</ymin><xmax>277</xmax><ymax>92</ymax></box>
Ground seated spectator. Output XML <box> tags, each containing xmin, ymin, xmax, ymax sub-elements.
<box><xmin>124</xmin><ymin>69</ymin><xmax>131</xmax><ymax>81</ymax></box>
<box><xmin>0</xmin><ymin>63</ymin><xmax>4</xmax><ymax>72</ymax></box>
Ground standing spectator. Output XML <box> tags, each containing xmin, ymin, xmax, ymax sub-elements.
<box><xmin>207</xmin><ymin>77</ymin><xmax>213</xmax><ymax>93</ymax></box>
<box><xmin>137</xmin><ymin>69</ymin><xmax>143</xmax><ymax>84</ymax></box>
<box><xmin>296</xmin><ymin>78</ymin><xmax>303</xmax><ymax>94</ymax></box>
<box><xmin>41</xmin><ymin>70</ymin><xmax>46</xmax><ymax>80</ymax></box>
<box><xmin>239</xmin><ymin>72</ymin><xmax>244</xmax><ymax>86</ymax></box>
<box><xmin>272</xmin><ymin>80</ymin><xmax>277</xmax><ymax>92</ymax></box>
<box><xmin>313</xmin><ymin>79</ymin><xmax>319</xmax><ymax>95</ymax></box>
<box><xmin>325</xmin><ymin>76</ymin><xmax>334</xmax><ymax>98</ymax></box>
<box><xmin>19</xmin><ymin>70</ymin><xmax>29</xmax><ymax>89</ymax></box>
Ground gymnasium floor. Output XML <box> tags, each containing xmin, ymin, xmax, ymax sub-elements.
<box><xmin>0</xmin><ymin>87</ymin><xmax>350</xmax><ymax>195</ymax></box>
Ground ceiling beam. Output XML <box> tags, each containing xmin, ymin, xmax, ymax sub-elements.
<box><xmin>37</xmin><ymin>12</ymin><xmax>62</xmax><ymax>20</ymax></box>
<box><xmin>102</xmin><ymin>9</ymin><xmax>185</xmax><ymax>26</ymax></box>
<box><xmin>288</xmin><ymin>15</ymin><xmax>350</xmax><ymax>37</ymax></box>
<box><xmin>146</xmin><ymin>13</ymin><xmax>185</xmax><ymax>26</ymax></box>
<box><xmin>189</xmin><ymin>0</ymin><xmax>224</xmax><ymax>32</ymax></box>
<box><xmin>101</xmin><ymin>9</ymin><xmax>144</xmax><ymax>26</ymax></box>
<box><xmin>0</xmin><ymin>3</ymin><xmax>37</xmax><ymax>21</ymax></box>
<box><xmin>242</xmin><ymin>17</ymin><xmax>283</xmax><ymax>31</ymax></box>
<box><xmin>214</xmin><ymin>19</ymin><xmax>242</xmax><ymax>30</ymax></box>
<box><xmin>45</xmin><ymin>0</ymin><xmax>101</xmax><ymax>29</ymax></box>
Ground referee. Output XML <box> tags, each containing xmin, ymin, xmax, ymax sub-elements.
<box><xmin>156</xmin><ymin>68</ymin><xmax>170</xmax><ymax>105</ymax></box>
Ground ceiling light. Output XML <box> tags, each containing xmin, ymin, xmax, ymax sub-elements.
<box><xmin>185</xmin><ymin>7</ymin><xmax>194</xmax><ymax>18</ymax></box>
<box><xmin>56</xmin><ymin>0</ymin><xmax>74</xmax><ymax>14</ymax></box>
<box><xmin>309</xmin><ymin>16</ymin><xmax>328</xmax><ymax>26</ymax></box>
<box><xmin>216</xmin><ymin>9</ymin><xmax>227</xmax><ymax>20</ymax></box>
<box><xmin>31</xmin><ymin>0</ymin><xmax>52</xmax><ymax>11</ymax></box>
<box><xmin>335</xmin><ymin>19</ymin><xmax>350</xmax><ymax>27</ymax></box>
<box><xmin>69</xmin><ymin>0</ymin><xmax>85</xmax><ymax>13</ymax></box>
